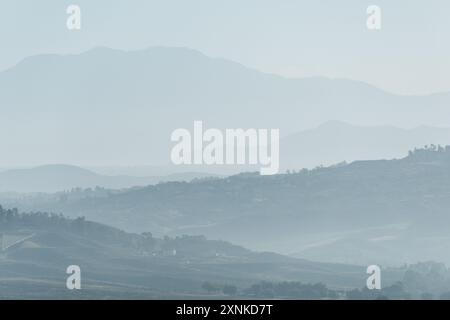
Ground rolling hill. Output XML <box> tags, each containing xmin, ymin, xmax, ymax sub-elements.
<box><xmin>5</xmin><ymin>146</ymin><xmax>450</xmax><ymax>266</ymax></box>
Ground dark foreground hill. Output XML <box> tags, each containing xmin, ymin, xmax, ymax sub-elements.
<box><xmin>0</xmin><ymin>206</ymin><xmax>395</xmax><ymax>299</ymax></box>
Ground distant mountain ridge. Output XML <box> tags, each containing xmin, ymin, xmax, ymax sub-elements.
<box><xmin>1</xmin><ymin>47</ymin><xmax>450</xmax><ymax>167</ymax></box>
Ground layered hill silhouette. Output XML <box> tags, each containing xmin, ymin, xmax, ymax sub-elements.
<box><xmin>2</xmin><ymin>121</ymin><xmax>450</xmax><ymax>189</ymax></box>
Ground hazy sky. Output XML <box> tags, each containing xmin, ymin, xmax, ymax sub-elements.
<box><xmin>0</xmin><ymin>0</ymin><xmax>448</xmax><ymax>95</ymax></box>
